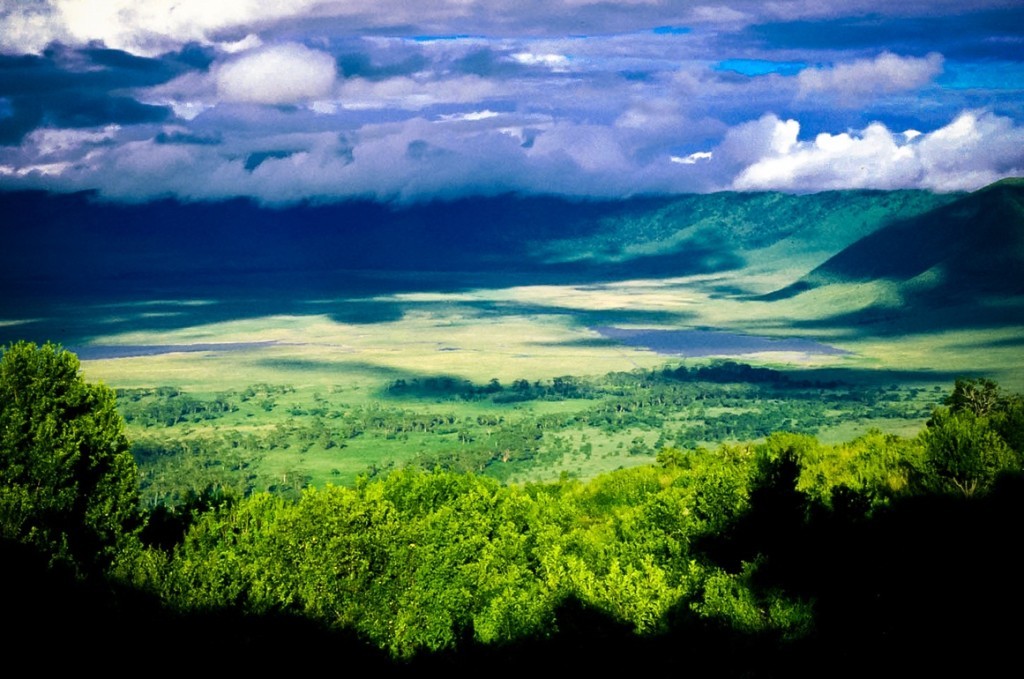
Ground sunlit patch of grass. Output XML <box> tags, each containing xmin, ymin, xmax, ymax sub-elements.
<box><xmin>815</xmin><ymin>419</ymin><xmax>927</xmax><ymax>445</ymax></box>
<box><xmin>80</xmin><ymin>309</ymin><xmax>674</xmax><ymax>390</ymax></box>
<box><xmin>839</xmin><ymin>327</ymin><xmax>1024</xmax><ymax>390</ymax></box>
<box><xmin>508</xmin><ymin>428</ymin><xmax>663</xmax><ymax>484</ymax></box>
<box><xmin>77</xmin><ymin>272</ymin><xmax>1022</xmax><ymax>394</ymax></box>
<box><xmin>0</xmin><ymin>318</ymin><xmax>38</xmax><ymax>328</ymax></box>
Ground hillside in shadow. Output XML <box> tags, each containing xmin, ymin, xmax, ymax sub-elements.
<box><xmin>764</xmin><ymin>179</ymin><xmax>1024</xmax><ymax>333</ymax></box>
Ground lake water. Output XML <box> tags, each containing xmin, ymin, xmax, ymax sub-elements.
<box><xmin>70</xmin><ymin>341</ymin><xmax>279</xmax><ymax>360</ymax></box>
<box><xmin>593</xmin><ymin>327</ymin><xmax>848</xmax><ymax>357</ymax></box>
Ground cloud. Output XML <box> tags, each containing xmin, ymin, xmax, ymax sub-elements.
<box><xmin>717</xmin><ymin>114</ymin><xmax>800</xmax><ymax>167</ymax></box>
<box><xmin>731</xmin><ymin>110</ymin><xmax>1024</xmax><ymax>192</ymax></box>
<box><xmin>333</xmin><ymin>74</ymin><xmax>500</xmax><ymax>111</ymax></box>
<box><xmin>437</xmin><ymin>110</ymin><xmax>501</xmax><ymax>122</ymax></box>
<box><xmin>916</xmin><ymin>111</ymin><xmax>1024</xmax><ymax>190</ymax></box>
<box><xmin>215</xmin><ymin>44</ymin><xmax>337</xmax><ymax>105</ymax></box>
<box><xmin>219</xmin><ymin>34</ymin><xmax>263</xmax><ymax>54</ymax></box>
<box><xmin>1</xmin><ymin>109</ymin><xmax>1022</xmax><ymax>201</ymax></box>
<box><xmin>0</xmin><ymin>123</ymin><xmax>124</xmax><ymax>179</ymax></box>
<box><xmin>0</xmin><ymin>45</ymin><xmax>179</xmax><ymax>143</ymax></box>
<box><xmin>616</xmin><ymin>98</ymin><xmax>687</xmax><ymax>131</ymax></box>
<box><xmin>6</xmin><ymin>1</ymin><xmax>1016</xmax><ymax>57</ymax></box>
<box><xmin>749</xmin><ymin>7</ymin><xmax>1024</xmax><ymax>61</ymax></box>
<box><xmin>671</xmin><ymin>151</ymin><xmax>712</xmax><ymax>164</ymax></box>
<box><xmin>26</xmin><ymin>124</ymin><xmax>121</xmax><ymax>157</ymax></box>
<box><xmin>0</xmin><ymin>1</ymin><xmax>323</xmax><ymax>55</ymax></box>
<box><xmin>140</xmin><ymin>73</ymin><xmax>216</xmax><ymax>120</ymax></box>
<box><xmin>337</xmin><ymin>51</ymin><xmax>431</xmax><ymax>80</ymax></box>
<box><xmin>797</xmin><ymin>52</ymin><xmax>944</xmax><ymax>101</ymax></box>
<box><xmin>511</xmin><ymin>52</ymin><xmax>571</xmax><ymax>72</ymax></box>
<box><xmin>0</xmin><ymin>3</ymin><xmax>1020</xmax><ymax>203</ymax></box>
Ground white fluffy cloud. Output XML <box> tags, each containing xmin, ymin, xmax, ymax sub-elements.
<box><xmin>1</xmin><ymin>1</ymin><xmax>322</xmax><ymax>55</ymax></box>
<box><xmin>24</xmin><ymin>125</ymin><xmax>121</xmax><ymax>158</ymax></box>
<box><xmin>142</xmin><ymin>43</ymin><xmax>339</xmax><ymax>112</ymax></box>
<box><xmin>797</xmin><ymin>52</ymin><xmax>944</xmax><ymax>101</ymax></box>
<box><xmin>731</xmin><ymin>111</ymin><xmax>1024</xmax><ymax>192</ymax></box>
<box><xmin>511</xmin><ymin>52</ymin><xmax>571</xmax><ymax>71</ymax></box>
<box><xmin>717</xmin><ymin>114</ymin><xmax>800</xmax><ymax>167</ymax></box>
<box><xmin>6</xmin><ymin>3</ymin><xmax>244</xmax><ymax>54</ymax></box>
<box><xmin>216</xmin><ymin>44</ymin><xmax>337</xmax><ymax>105</ymax></box>
<box><xmin>671</xmin><ymin>151</ymin><xmax>713</xmax><ymax>165</ymax></box>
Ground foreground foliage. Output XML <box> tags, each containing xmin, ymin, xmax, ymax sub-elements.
<box><xmin>0</xmin><ymin>341</ymin><xmax>140</xmax><ymax>573</ymax></box>
<box><xmin>128</xmin><ymin>379</ymin><xmax>1024</xmax><ymax>658</ymax></box>
<box><xmin>3</xmin><ymin>342</ymin><xmax>1022</xmax><ymax>670</ymax></box>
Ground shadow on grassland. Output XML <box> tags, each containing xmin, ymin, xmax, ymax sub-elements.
<box><xmin>787</xmin><ymin>296</ymin><xmax>1024</xmax><ymax>338</ymax></box>
<box><xmin>365</xmin><ymin>358</ymin><xmax>972</xmax><ymax>402</ymax></box>
<box><xmin>0</xmin><ymin>291</ymin><xmax>412</xmax><ymax>347</ymax></box>
<box><xmin>769</xmin><ymin>365</ymin><xmax>987</xmax><ymax>386</ymax></box>
<box><xmin>254</xmin><ymin>359</ymin><xmax>415</xmax><ymax>382</ymax></box>
<box><xmin>463</xmin><ymin>299</ymin><xmax>697</xmax><ymax>327</ymax></box>
<box><xmin>960</xmin><ymin>333</ymin><xmax>1024</xmax><ymax>349</ymax></box>
<box><xmin>1</xmin><ymin>190</ymin><xmax>740</xmax><ymax>346</ymax></box>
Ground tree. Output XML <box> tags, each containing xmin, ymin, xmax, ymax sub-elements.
<box><xmin>920</xmin><ymin>407</ymin><xmax>1014</xmax><ymax>498</ymax></box>
<box><xmin>944</xmin><ymin>378</ymin><xmax>1001</xmax><ymax>417</ymax></box>
<box><xmin>0</xmin><ymin>341</ymin><xmax>141</xmax><ymax>572</ymax></box>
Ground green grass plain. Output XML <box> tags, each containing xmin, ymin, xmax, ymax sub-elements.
<box><xmin>71</xmin><ymin>271</ymin><xmax>997</xmax><ymax>504</ymax></box>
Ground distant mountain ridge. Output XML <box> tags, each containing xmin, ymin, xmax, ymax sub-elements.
<box><xmin>2</xmin><ymin>181</ymin><xmax>1022</xmax><ymax>342</ymax></box>
<box><xmin>768</xmin><ymin>179</ymin><xmax>1024</xmax><ymax>303</ymax></box>
<box><xmin>1</xmin><ymin>187</ymin><xmax>957</xmax><ymax>285</ymax></box>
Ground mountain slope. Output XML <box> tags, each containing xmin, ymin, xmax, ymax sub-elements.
<box><xmin>776</xmin><ymin>179</ymin><xmax>1024</xmax><ymax>298</ymax></box>
<box><xmin>760</xmin><ymin>179</ymin><xmax>1024</xmax><ymax>332</ymax></box>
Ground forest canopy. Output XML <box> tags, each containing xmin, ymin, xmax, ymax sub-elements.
<box><xmin>2</xmin><ymin>342</ymin><xmax>1022</xmax><ymax>672</ymax></box>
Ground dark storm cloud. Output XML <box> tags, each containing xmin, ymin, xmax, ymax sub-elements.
<box><xmin>0</xmin><ymin>45</ymin><xmax>193</xmax><ymax>144</ymax></box>
<box><xmin>336</xmin><ymin>52</ymin><xmax>430</xmax><ymax>80</ymax></box>
<box><xmin>452</xmin><ymin>48</ymin><xmax>528</xmax><ymax>78</ymax></box>
<box><xmin>748</xmin><ymin>8</ymin><xmax>1024</xmax><ymax>60</ymax></box>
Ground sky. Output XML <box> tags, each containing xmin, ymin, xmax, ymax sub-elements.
<box><xmin>0</xmin><ymin>0</ymin><xmax>1022</xmax><ymax>203</ymax></box>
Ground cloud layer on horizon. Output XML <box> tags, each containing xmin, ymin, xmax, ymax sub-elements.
<box><xmin>0</xmin><ymin>2</ymin><xmax>1022</xmax><ymax>202</ymax></box>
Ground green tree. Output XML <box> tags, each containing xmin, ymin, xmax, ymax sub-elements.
<box><xmin>944</xmin><ymin>378</ymin><xmax>1001</xmax><ymax>417</ymax></box>
<box><xmin>992</xmin><ymin>392</ymin><xmax>1024</xmax><ymax>454</ymax></box>
<box><xmin>0</xmin><ymin>341</ymin><xmax>141</xmax><ymax>571</ymax></box>
<box><xmin>920</xmin><ymin>407</ymin><xmax>1015</xmax><ymax>498</ymax></box>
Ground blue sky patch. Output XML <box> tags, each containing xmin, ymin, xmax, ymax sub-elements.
<box><xmin>715</xmin><ymin>59</ymin><xmax>806</xmax><ymax>77</ymax></box>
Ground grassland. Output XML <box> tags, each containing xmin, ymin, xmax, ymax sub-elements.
<box><xmin>4</xmin><ymin>186</ymin><xmax>1021</xmax><ymax>504</ymax></box>
<box><xmin>62</xmin><ymin>270</ymin><xmax>973</xmax><ymax>506</ymax></box>
<box><xmin>58</xmin><ymin>253</ymin><xmax>1015</xmax><ymax>506</ymax></box>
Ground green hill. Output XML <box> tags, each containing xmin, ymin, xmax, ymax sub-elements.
<box><xmin>760</xmin><ymin>180</ymin><xmax>1024</xmax><ymax>331</ymax></box>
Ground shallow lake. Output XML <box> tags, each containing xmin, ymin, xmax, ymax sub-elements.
<box><xmin>593</xmin><ymin>327</ymin><xmax>849</xmax><ymax>357</ymax></box>
<box><xmin>70</xmin><ymin>341</ymin><xmax>279</xmax><ymax>360</ymax></box>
